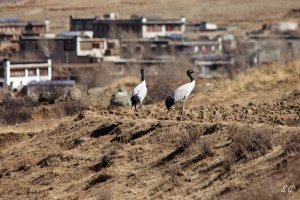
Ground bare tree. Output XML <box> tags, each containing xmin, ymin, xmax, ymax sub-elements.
<box><xmin>33</xmin><ymin>82</ymin><xmax>65</xmax><ymax>104</ymax></box>
<box><xmin>37</xmin><ymin>37</ymin><xmax>56</xmax><ymax>58</ymax></box>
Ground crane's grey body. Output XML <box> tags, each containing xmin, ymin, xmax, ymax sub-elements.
<box><xmin>165</xmin><ymin>69</ymin><xmax>195</xmax><ymax>120</ymax></box>
<box><xmin>131</xmin><ymin>69</ymin><xmax>147</xmax><ymax>110</ymax></box>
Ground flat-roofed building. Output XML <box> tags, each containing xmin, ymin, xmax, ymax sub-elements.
<box><xmin>141</xmin><ymin>17</ymin><xmax>186</xmax><ymax>39</ymax></box>
<box><xmin>0</xmin><ymin>59</ymin><xmax>51</xmax><ymax>91</ymax></box>
<box><xmin>71</xmin><ymin>13</ymin><xmax>186</xmax><ymax>39</ymax></box>
<box><xmin>0</xmin><ymin>18</ymin><xmax>49</xmax><ymax>41</ymax></box>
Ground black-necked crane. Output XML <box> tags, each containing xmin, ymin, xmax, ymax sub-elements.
<box><xmin>131</xmin><ymin>68</ymin><xmax>147</xmax><ymax>110</ymax></box>
<box><xmin>165</xmin><ymin>69</ymin><xmax>195</xmax><ymax>120</ymax></box>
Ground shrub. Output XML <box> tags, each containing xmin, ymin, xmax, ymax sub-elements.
<box><xmin>144</xmin><ymin>79</ymin><xmax>174</xmax><ymax>104</ymax></box>
<box><xmin>61</xmin><ymin>100</ymin><xmax>87</xmax><ymax>116</ymax></box>
<box><xmin>178</xmin><ymin>127</ymin><xmax>201</xmax><ymax>149</ymax></box>
<box><xmin>283</xmin><ymin>134</ymin><xmax>300</xmax><ymax>154</ymax></box>
<box><xmin>33</xmin><ymin>83</ymin><xmax>65</xmax><ymax>104</ymax></box>
<box><xmin>0</xmin><ymin>95</ymin><xmax>32</xmax><ymax>125</ymax></box>
<box><xmin>178</xmin><ymin>126</ymin><xmax>213</xmax><ymax>157</ymax></box>
<box><xmin>228</xmin><ymin>125</ymin><xmax>272</xmax><ymax>161</ymax></box>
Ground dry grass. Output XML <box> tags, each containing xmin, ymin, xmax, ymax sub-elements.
<box><xmin>233</xmin><ymin>61</ymin><xmax>300</xmax><ymax>91</ymax></box>
<box><xmin>227</xmin><ymin>125</ymin><xmax>273</xmax><ymax>161</ymax></box>
<box><xmin>234</xmin><ymin>183</ymin><xmax>282</xmax><ymax>200</ymax></box>
<box><xmin>0</xmin><ymin>61</ymin><xmax>299</xmax><ymax>199</ymax></box>
<box><xmin>0</xmin><ymin>95</ymin><xmax>33</xmax><ymax>125</ymax></box>
<box><xmin>59</xmin><ymin>100</ymin><xmax>87</xmax><ymax>116</ymax></box>
<box><xmin>0</xmin><ymin>107</ymin><xmax>299</xmax><ymax>199</ymax></box>
<box><xmin>90</xmin><ymin>150</ymin><xmax>116</xmax><ymax>172</ymax></box>
<box><xmin>283</xmin><ymin>134</ymin><xmax>300</xmax><ymax>154</ymax></box>
<box><xmin>0</xmin><ymin>95</ymin><xmax>86</xmax><ymax>127</ymax></box>
<box><xmin>192</xmin><ymin>60</ymin><xmax>300</xmax><ymax>105</ymax></box>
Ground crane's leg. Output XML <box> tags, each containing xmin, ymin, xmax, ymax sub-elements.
<box><xmin>140</xmin><ymin>103</ymin><xmax>142</xmax><ymax>111</ymax></box>
<box><xmin>179</xmin><ymin>101</ymin><xmax>184</xmax><ymax>121</ymax></box>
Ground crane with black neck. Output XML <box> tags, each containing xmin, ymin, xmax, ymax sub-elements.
<box><xmin>131</xmin><ymin>68</ymin><xmax>147</xmax><ymax>111</ymax></box>
<box><xmin>165</xmin><ymin>69</ymin><xmax>195</xmax><ymax>120</ymax></box>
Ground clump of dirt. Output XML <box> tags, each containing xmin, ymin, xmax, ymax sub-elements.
<box><xmin>37</xmin><ymin>153</ymin><xmax>65</xmax><ymax>168</ymax></box>
<box><xmin>90</xmin><ymin>123</ymin><xmax>121</xmax><ymax>138</ymax></box>
<box><xmin>85</xmin><ymin>174</ymin><xmax>112</xmax><ymax>190</ymax></box>
<box><xmin>90</xmin><ymin>150</ymin><xmax>116</xmax><ymax>172</ymax></box>
<box><xmin>0</xmin><ymin>132</ymin><xmax>25</xmax><ymax>148</ymax></box>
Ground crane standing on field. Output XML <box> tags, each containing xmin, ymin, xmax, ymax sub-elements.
<box><xmin>165</xmin><ymin>69</ymin><xmax>195</xmax><ymax>120</ymax></box>
<box><xmin>131</xmin><ymin>68</ymin><xmax>147</xmax><ymax>111</ymax></box>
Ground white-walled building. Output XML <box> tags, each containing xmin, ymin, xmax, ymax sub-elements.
<box><xmin>199</xmin><ymin>22</ymin><xmax>218</xmax><ymax>31</ymax></box>
<box><xmin>76</xmin><ymin>37</ymin><xmax>107</xmax><ymax>58</ymax></box>
<box><xmin>141</xmin><ymin>16</ymin><xmax>186</xmax><ymax>39</ymax></box>
<box><xmin>0</xmin><ymin>59</ymin><xmax>52</xmax><ymax>91</ymax></box>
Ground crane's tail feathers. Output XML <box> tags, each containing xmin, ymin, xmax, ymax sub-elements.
<box><xmin>165</xmin><ymin>96</ymin><xmax>175</xmax><ymax>111</ymax></box>
<box><xmin>131</xmin><ymin>95</ymin><xmax>140</xmax><ymax>107</ymax></box>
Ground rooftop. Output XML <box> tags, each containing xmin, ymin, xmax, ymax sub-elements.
<box><xmin>0</xmin><ymin>17</ymin><xmax>19</xmax><ymax>23</ymax></box>
<box><xmin>28</xmin><ymin>80</ymin><xmax>75</xmax><ymax>86</ymax></box>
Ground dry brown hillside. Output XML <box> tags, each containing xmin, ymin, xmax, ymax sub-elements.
<box><xmin>191</xmin><ymin>61</ymin><xmax>300</xmax><ymax>105</ymax></box>
<box><xmin>0</xmin><ymin>61</ymin><xmax>299</xmax><ymax>199</ymax></box>
<box><xmin>1</xmin><ymin>0</ymin><xmax>300</xmax><ymax>32</ymax></box>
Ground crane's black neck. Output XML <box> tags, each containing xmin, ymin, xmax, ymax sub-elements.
<box><xmin>140</xmin><ymin>69</ymin><xmax>145</xmax><ymax>81</ymax></box>
<box><xmin>187</xmin><ymin>71</ymin><xmax>194</xmax><ymax>82</ymax></box>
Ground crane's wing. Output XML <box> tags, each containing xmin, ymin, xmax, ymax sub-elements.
<box><xmin>132</xmin><ymin>80</ymin><xmax>147</xmax><ymax>102</ymax></box>
<box><xmin>132</xmin><ymin>81</ymin><xmax>143</xmax><ymax>96</ymax></box>
<box><xmin>173</xmin><ymin>81</ymin><xmax>195</xmax><ymax>103</ymax></box>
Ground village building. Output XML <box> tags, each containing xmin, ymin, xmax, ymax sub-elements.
<box><xmin>0</xmin><ymin>59</ymin><xmax>52</xmax><ymax>91</ymax></box>
<box><xmin>71</xmin><ymin>14</ymin><xmax>186</xmax><ymax>39</ymax></box>
<box><xmin>76</xmin><ymin>37</ymin><xmax>107</xmax><ymax>59</ymax></box>
<box><xmin>120</xmin><ymin>36</ymin><xmax>223</xmax><ymax>60</ymax></box>
<box><xmin>0</xmin><ymin>18</ymin><xmax>49</xmax><ymax>41</ymax></box>
<box><xmin>70</xmin><ymin>15</ymin><xmax>98</xmax><ymax>31</ymax></box>
<box><xmin>93</xmin><ymin>16</ymin><xmax>142</xmax><ymax>38</ymax></box>
<box><xmin>0</xmin><ymin>18</ymin><xmax>50</xmax><ymax>57</ymax></box>
<box><xmin>12</xmin><ymin>32</ymin><xmax>120</xmax><ymax>64</ymax></box>
<box><xmin>140</xmin><ymin>16</ymin><xmax>186</xmax><ymax>38</ymax></box>
<box><xmin>199</xmin><ymin>22</ymin><xmax>218</xmax><ymax>31</ymax></box>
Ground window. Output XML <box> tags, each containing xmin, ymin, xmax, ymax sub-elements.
<box><xmin>135</xmin><ymin>46</ymin><xmax>142</xmax><ymax>53</ymax></box>
<box><xmin>108</xmin><ymin>42</ymin><xmax>115</xmax><ymax>49</ymax></box>
<box><xmin>147</xmin><ymin>25</ymin><xmax>154</xmax><ymax>32</ymax></box>
<box><xmin>147</xmin><ymin>25</ymin><xmax>162</xmax><ymax>32</ymax></box>
<box><xmin>166</xmin><ymin>25</ymin><xmax>181</xmax><ymax>31</ymax></box>
<box><xmin>92</xmin><ymin>43</ymin><xmax>100</xmax><ymax>49</ymax></box>
<box><xmin>80</xmin><ymin>42</ymin><xmax>92</xmax><ymax>50</ymax></box>
<box><xmin>39</xmin><ymin>68</ymin><xmax>48</xmax><ymax>76</ymax></box>
<box><xmin>155</xmin><ymin>25</ymin><xmax>162</xmax><ymax>32</ymax></box>
<box><xmin>10</xmin><ymin>69</ymin><xmax>25</xmax><ymax>77</ymax></box>
<box><xmin>0</xmin><ymin>68</ymin><xmax>4</xmax><ymax>78</ymax></box>
<box><xmin>28</xmin><ymin>69</ymin><xmax>37</xmax><ymax>76</ymax></box>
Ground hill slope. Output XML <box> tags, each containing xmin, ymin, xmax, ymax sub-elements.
<box><xmin>0</xmin><ymin>61</ymin><xmax>300</xmax><ymax>199</ymax></box>
<box><xmin>0</xmin><ymin>0</ymin><xmax>300</xmax><ymax>32</ymax></box>
<box><xmin>0</xmin><ymin>100</ymin><xmax>299</xmax><ymax>199</ymax></box>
